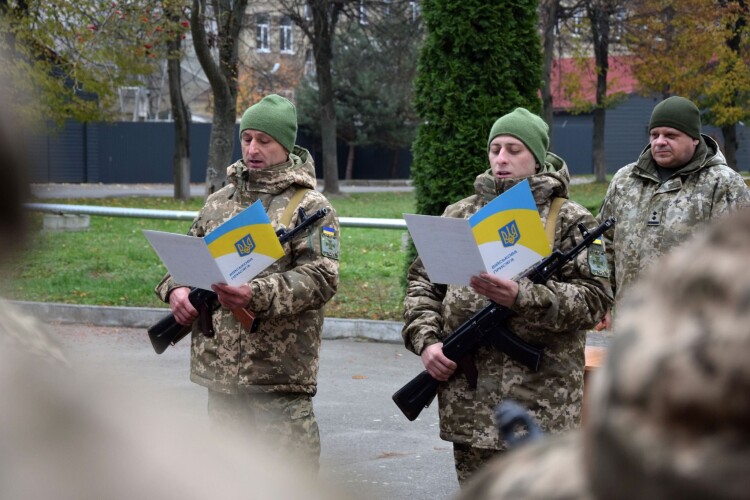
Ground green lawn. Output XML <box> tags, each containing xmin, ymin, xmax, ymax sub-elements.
<box><xmin>2</xmin><ymin>181</ymin><xmax>608</xmax><ymax>321</ymax></box>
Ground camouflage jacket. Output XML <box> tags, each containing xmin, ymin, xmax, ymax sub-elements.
<box><xmin>402</xmin><ymin>154</ymin><xmax>613</xmax><ymax>449</ymax></box>
<box><xmin>598</xmin><ymin>135</ymin><xmax>750</xmax><ymax>301</ymax></box>
<box><xmin>156</xmin><ymin>146</ymin><xmax>339</xmax><ymax>395</ymax></box>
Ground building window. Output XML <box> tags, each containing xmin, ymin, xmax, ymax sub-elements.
<box><xmin>256</xmin><ymin>14</ymin><xmax>270</xmax><ymax>52</ymax></box>
<box><xmin>303</xmin><ymin>4</ymin><xmax>312</xmax><ymax>21</ymax></box>
<box><xmin>409</xmin><ymin>1</ymin><xmax>420</xmax><ymax>22</ymax></box>
<box><xmin>305</xmin><ymin>48</ymin><xmax>316</xmax><ymax>77</ymax></box>
<box><xmin>571</xmin><ymin>9</ymin><xmax>585</xmax><ymax>37</ymax></box>
<box><xmin>611</xmin><ymin>8</ymin><xmax>627</xmax><ymax>42</ymax></box>
<box><xmin>359</xmin><ymin>1</ymin><xmax>368</xmax><ymax>25</ymax></box>
<box><xmin>280</xmin><ymin>15</ymin><xmax>293</xmax><ymax>53</ymax></box>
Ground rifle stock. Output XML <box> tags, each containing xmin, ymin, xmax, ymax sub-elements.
<box><xmin>391</xmin><ymin>371</ymin><xmax>439</xmax><ymax>421</ymax></box>
<box><xmin>147</xmin><ymin>207</ymin><xmax>328</xmax><ymax>354</ymax></box>
<box><xmin>392</xmin><ymin>217</ymin><xmax>616</xmax><ymax>420</ymax></box>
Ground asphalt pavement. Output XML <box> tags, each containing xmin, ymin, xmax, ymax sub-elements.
<box><xmin>49</xmin><ymin>322</ymin><xmax>458</xmax><ymax>500</ymax></box>
<box><xmin>41</xmin><ymin>313</ymin><xmax>610</xmax><ymax>500</ymax></box>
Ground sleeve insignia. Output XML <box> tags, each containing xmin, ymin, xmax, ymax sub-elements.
<box><xmin>588</xmin><ymin>238</ymin><xmax>609</xmax><ymax>278</ymax></box>
<box><xmin>320</xmin><ymin>225</ymin><xmax>339</xmax><ymax>260</ymax></box>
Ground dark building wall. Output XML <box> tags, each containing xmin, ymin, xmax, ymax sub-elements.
<box><xmin>296</xmin><ymin>129</ymin><xmax>413</xmax><ymax>180</ymax></box>
<box><xmin>26</xmin><ymin>98</ymin><xmax>750</xmax><ymax>184</ymax></box>
<box><xmin>28</xmin><ymin>121</ymin><xmax>241</xmax><ymax>184</ymax></box>
<box><xmin>551</xmin><ymin>95</ymin><xmax>657</xmax><ymax>175</ymax></box>
<box><xmin>551</xmin><ymin>114</ymin><xmax>593</xmax><ymax>175</ymax></box>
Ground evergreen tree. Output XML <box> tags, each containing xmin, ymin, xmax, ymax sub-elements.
<box><xmin>412</xmin><ymin>0</ymin><xmax>543</xmax><ymax>215</ymax></box>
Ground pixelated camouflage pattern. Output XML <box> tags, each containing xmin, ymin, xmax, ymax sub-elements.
<box><xmin>457</xmin><ymin>431</ymin><xmax>592</xmax><ymax>500</ymax></box>
<box><xmin>597</xmin><ymin>135</ymin><xmax>750</xmax><ymax>301</ymax></box>
<box><xmin>453</xmin><ymin>442</ymin><xmax>502</xmax><ymax>485</ymax></box>
<box><xmin>586</xmin><ymin>207</ymin><xmax>750</xmax><ymax>500</ymax></box>
<box><xmin>155</xmin><ymin>146</ymin><xmax>339</xmax><ymax>395</ymax></box>
<box><xmin>403</xmin><ymin>153</ymin><xmax>613</xmax><ymax>450</ymax></box>
<box><xmin>207</xmin><ymin>390</ymin><xmax>321</xmax><ymax>472</ymax></box>
<box><xmin>0</xmin><ymin>299</ymin><xmax>68</xmax><ymax>366</ymax></box>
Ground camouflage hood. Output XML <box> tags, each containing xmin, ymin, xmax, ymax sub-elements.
<box><xmin>225</xmin><ymin>145</ymin><xmax>317</xmax><ymax>197</ymax></box>
<box><xmin>473</xmin><ymin>151</ymin><xmax>570</xmax><ymax>206</ymax></box>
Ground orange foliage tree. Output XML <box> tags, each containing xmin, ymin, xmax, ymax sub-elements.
<box><xmin>627</xmin><ymin>0</ymin><xmax>750</xmax><ymax>170</ymax></box>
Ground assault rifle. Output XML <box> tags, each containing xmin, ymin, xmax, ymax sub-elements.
<box><xmin>392</xmin><ymin>217</ymin><xmax>616</xmax><ymax>421</ymax></box>
<box><xmin>147</xmin><ymin>207</ymin><xmax>328</xmax><ymax>354</ymax></box>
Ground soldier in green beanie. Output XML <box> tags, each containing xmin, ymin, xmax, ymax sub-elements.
<box><xmin>596</xmin><ymin>95</ymin><xmax>750</xmax><ymax>330</ymax></box>
<box><xmin>402</xmin><ymin>107</ymin><xmax>613</xmax><ymax>485</ymax></box>
<box><xmin>156</xmin><ymin>94</ymin><xmax>340</xmax><ymax>472</ymax></box>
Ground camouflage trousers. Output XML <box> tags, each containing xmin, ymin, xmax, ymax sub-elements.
<box><xmin>207</xmin><ymin>390</ymin><xmax>321</xmax><ymax>473</ymax></box>
<box><xmin>453</xmin><ymin>443</ymin><xmax>504</xmax><ymax>485</ymax></box>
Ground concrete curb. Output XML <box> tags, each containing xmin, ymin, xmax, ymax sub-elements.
<box><xmin>12</xmin><ymin>301</ymin><xmax>405</xmax><ymax>344</ymax></box>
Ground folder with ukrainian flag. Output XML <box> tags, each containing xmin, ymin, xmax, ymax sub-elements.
<box><xmin>404</xmin><ymin>179</ymin><xmax>551</xmax><ymax>286</ymax></box>
<box><xmin>143</xmin><ymin>200</ymin><xmax>285</xmax><ymax>291</ymax></box>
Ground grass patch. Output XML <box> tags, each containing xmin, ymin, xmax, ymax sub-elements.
<box><xmin>4</xmin><ymin>181</ymin><xmax>606</xmax><ymax>321</ymax></box>
<box><xmin>569</xmin><ymin>180</ymin><xmax>610</xmax><ymax>216</ymax></box>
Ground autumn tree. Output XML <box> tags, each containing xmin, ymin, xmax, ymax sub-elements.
<box><xmin>584</xmin><ymin>0</ymin><xmax>628</xmax><ymax>182</ymax></box>
<box><xmin>0</xmin><ymin>0</ymin><xmax>160</xmax><ymax>127</ymax></box>
<box><xmin>295</xmin><ymin>2</ymin><xmax>421</xmax><ymax>180</ymax></box>
<box><xmin>549</xmin><ymin>1</ymin><xmax>629</xmax><ymax>181</ymax></box>
<box><xmin>539</xmin><ymin>0</ymin><xmax>563</xmax><ymax>141</ymax></box>
<box><xmin>628</xmin><ymin>0</ymin><xmax>750</xmax><ymax>170</ymax></box>
<box><xmin>275</xmin><ymin>0</ymin><xmax>360</xmax><ymax>195</ymax></box>
<box><xmin>190</xmin><ymin>0</ymin><xmax>248</xmax><ymax>196</ymax></box>
<box><xmin>162</xmin><ymin>0</ymin><xmax>192</xmax><ymax>200</ymax></box>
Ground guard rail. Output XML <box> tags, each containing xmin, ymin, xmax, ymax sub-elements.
<box><xmin>25</xmin><ymin>203</ymin><xmax>408</xmax><ymax>230</ymax></box>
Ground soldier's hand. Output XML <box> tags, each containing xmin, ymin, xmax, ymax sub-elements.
<box><xmin>594</xmin><ymin>310</ymin><xmax>612</xmax><ymax>331</ymax></box>
<box><xmin>421</xmin><ymin>343</ymin><xmax>457</xmax><ymax>381</ymax></box>
<box><xmin>169</xmin><ymin>286</ymin><xmax>198</xmax><ymax>326</ymax></box>
<box><xmin>470</xmin><ymin>272</ymin><xmax>519</xmax><ymax>308</ymax></box>
<box><xmin>212</xmin><ymin>283</ymin><xmax>253</xmax><ymax>310</ymax></box>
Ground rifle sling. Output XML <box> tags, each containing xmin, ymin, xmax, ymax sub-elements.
<box><xmin>545</xmin><ymin>197</ymin><xmax>566</xmax><ymax>249</ymax></box>
<box><xmin>280</xmin><ymin>187</ymin><xmax>312</xmax><ymax>228</ymax></box>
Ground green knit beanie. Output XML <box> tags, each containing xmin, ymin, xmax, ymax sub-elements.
<box><xmin>487</xmin><ymin>108</ymin><xmax>549</xmax><ymax>168</ymax></box>
<box><xmin>239</xmin><ymin>94</ymin><xmax>298</xmax><ymax>153</ymax></box>
<box><xmin>649</xmin><ymin>96</ymin><xmax>701</xmax><ymax>139</ymax></box>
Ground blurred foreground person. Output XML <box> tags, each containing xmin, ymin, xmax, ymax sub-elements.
<box><xmin>0</xmin><ymin>84</ymin><xmax>343</xmax><ymax>500</ymax></box>
<box><xmin>0</xmin><ymin>341</ymin><xmax>346</xmax><ymax>500</ymax></box>
<box><xmin>457</xmin><ymin>207</ymin><xmax>750</xmax><ymax>500</ymax></box>
<box><xmin>0</xmin><ymin>69</ymin><xmax>67</xmax><ymax>366</ymax></box>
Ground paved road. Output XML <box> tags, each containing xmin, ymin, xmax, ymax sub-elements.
<box><xmin>50</xmin><ymin>322</ymin><xmax>459</xmax><ymax>500</ymax></box>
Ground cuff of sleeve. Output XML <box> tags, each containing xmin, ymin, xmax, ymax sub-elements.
<box><xmin>412</xmin><ymin>335</ymin><xmax>440</xmax><ymax>356</ymax></box>
<box><xmin>155</xmin><ymin>275</ymin><xmax>178</xmax><ymax>303</ymax></box>
<box><xmin>246</xmin><ymin>281</ymin><xmax>265</xmax><ymax>312</ymax></box>
<box><xmin>510</xmin><ymin>278</ymin><xmax>533</xmax><ymax>313</ymax></box>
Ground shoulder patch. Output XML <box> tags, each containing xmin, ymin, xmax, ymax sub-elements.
<box><xmin>588</xmin><ymin>238</ymin><xmax>609</xmax><ymax>278</ymax></box>
<box><xmin>320</xmin><ymin>225</ymin><xmax>339</xmax><ymax>259</ymax></box>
